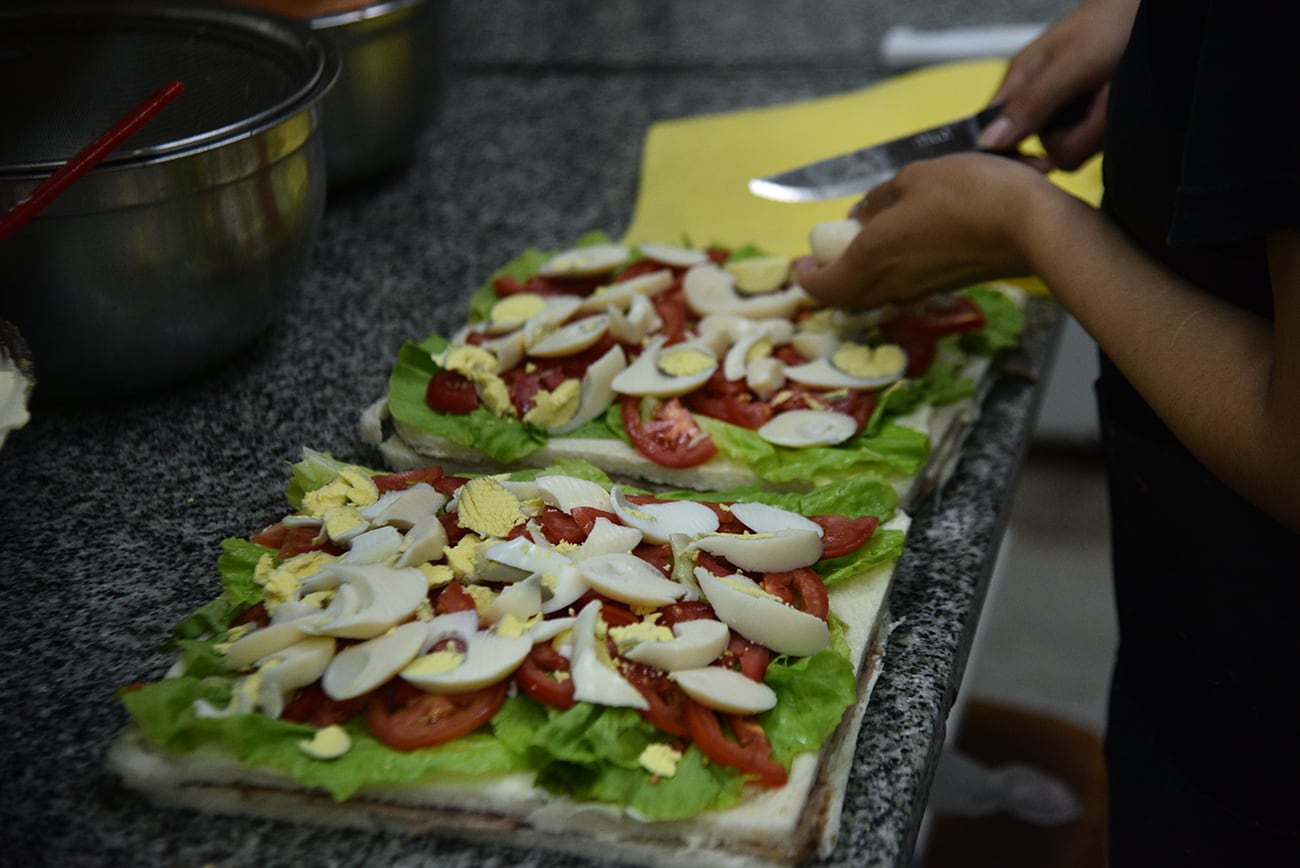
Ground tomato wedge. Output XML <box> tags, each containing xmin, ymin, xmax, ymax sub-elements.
<box><xmin>621</xmin><ymin>397</ymin><xmax>717</xmax><ymax>468</ymax></box>
<box><xmin>365</xmin><ymin>680</ymin><xmax>509</xmax><ymax>751</ymax></box>
<box><xmin>426</xmin><ymin>369</ymin><xmax>480</xmax><ymax>414</ymax></box>
<box><xmin>685</xmin><ymin>701</ymin><xmax>788</xmax><ymax>787</ymax></box>
<box><xmin>811</xmin><ymin>514</ymin><xmax>880</xmax><ymax>558</ymax></box>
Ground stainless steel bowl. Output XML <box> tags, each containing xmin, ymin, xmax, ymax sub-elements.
<box><xmin>248</xmin><ymin>0</ymin><xmax>445</xmax><ymax>187</ymax></box>
<box><xmin>0</xmin><ymin>2</ymin><xmax>339</xmax><ymax>402</ymax></box>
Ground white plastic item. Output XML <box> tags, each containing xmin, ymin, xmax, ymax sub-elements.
<box><xmin>879</xmin><ymin>24</ymin><xmax>1046</xmax><ymax>70</ymax></box>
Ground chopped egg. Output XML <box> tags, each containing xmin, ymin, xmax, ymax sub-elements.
<box><xmin>638</xmin><ymin>742</ymin><xmax>683</xmax><ymax>778</ymax></box>
<box><xmin>298</xmin><ymin>725</ymin><xmax>352</xmax><ymax>760</ymax></box>
<box><xmin>522</xmin><ymin>379</ymin><xmax>581</xmax><ymax>429</ymax></box>
<box><xmin>255</xmin><ymin>550</ymin><xmax>336</xmax><ymax>613</ymax></box>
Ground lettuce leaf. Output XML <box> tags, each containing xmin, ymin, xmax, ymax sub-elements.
<box><xmin>962</xmin><ymin>284</ymin><xmax>1026</xmax><ymax>356</ymax></box>
<box><xmin>760</xmin><ymin>649</ymin><xmax>859</xmax><ymax>763</ymax></box>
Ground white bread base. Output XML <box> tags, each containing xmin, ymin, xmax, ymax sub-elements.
<box><xmin>108</xmin><ymin>517</ymin><xmax>906</xmax><ymax>867</ymax></box>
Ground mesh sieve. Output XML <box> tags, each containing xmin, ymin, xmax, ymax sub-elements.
<box><xmin>0</xmin><ymin>2</ymin><xmax>329</xmax><ymax>170</ymax></box>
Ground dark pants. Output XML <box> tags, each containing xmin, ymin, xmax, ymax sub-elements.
<box><xmin>1097</xmin><ymin>354</ymin><xmax>1300</xmax><ymax>867</ymax></box>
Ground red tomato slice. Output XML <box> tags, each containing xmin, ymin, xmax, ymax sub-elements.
<box><xmin>884</xmin><ymin>295</ymin><xmax>985</xmax><ymax>377</ymax></box>
<box><xmin>365</xmin><ymin>680</ymin><xmax>509</xmax><ymax>751</ymax></box>
<box><xmin>280</xmin><ymin>682</ymin><xmax>370</xmax><ymax>728</ymax></box>
<box><xmin>650</xmin><ymin>285</ymin><xmax>690</xmax><ymax>344</ymax></box>
<box><xmin>761</xmin><ymin>568</ymin><xmax>830</xmax><ymax>621</ymax></box>
<box><xmin>535</xmin><ymin>507</ymin><xmax>587</xmax><ymax>545</ymax></box>
<box><xmin>625</xmin><ymin>663</ymin><xmax>691</xmax><ymax>737</ymax></box>
<box><xmin>278</xmin><ymin>526</ymin><xmax>344</xmax><ymax>558</ymax></box>
<box><xmin>685</xmin><ymin>701</ymin><xmax>788</xmax><ymax>787</ymax></box>
<box><xmin>434</xmin><ymin>581</ymin><xmax>478</xmax><ymax>615</ymax></box>
<box><xmin>250</xmin><ymin>521</ymin><xmax>289</xmax><ymax>550</ymax></box>
<box><xmin>514</xmin><ymin>643</ymin><xmax>576</xmax><ymax>710</ymax></box>
<box><xmin>426</xmin><ymin>369</ymin><xmax>480</xmax><ymax>414</ymax></box>
<box><xmin>620</xmin><ymin>397</ymin><xmax>717</xmax><ymax>468</ymax></box>
<box><xmin>811</xmin><ymin>514</ymin><xmax>880</xmax><ymax>558</ymax></box>
<box><xmin>372</xmin><ymin>466</ymin><xmax>445</xmax><ymax>493</ymax></box>
<box><xmin>718</xmin><ymin>633</ymin><xmax>771</xmax><ymax>682</ymax></box>
<box><xmin>570</xmin><ymin>506</ymin><xmax>621</xmax><ymax>535</ymax></box>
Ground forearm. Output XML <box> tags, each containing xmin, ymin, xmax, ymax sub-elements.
<box><xmin>1020</xmin><ymin>191</ymin><xmax>1300</xmax><ymax>532</ymax></box>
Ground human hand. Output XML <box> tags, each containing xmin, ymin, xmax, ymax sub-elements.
<box><xmin>794</xmin><ymin>153</ymin><xmax>1059</xmax><ymax>310</ymax></box>
<box><xmin>977</xmin><ymin>0</ymin><xmax>1139</xmax><ymax>170</ymax></box>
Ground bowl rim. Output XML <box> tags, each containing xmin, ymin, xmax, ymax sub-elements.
<box><xmin>0</xmin><ymin>1</ymin><xmax>341</xmax><ymax>176</ymax></box>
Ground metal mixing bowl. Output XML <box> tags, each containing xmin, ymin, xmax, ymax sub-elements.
<box><xmin>0</xmin><ymin>2</ymin><xmax>340</xmax><ymax>402</ymax></box>
<box><xmin>239</xmin><ymin>0</ymin><xmax>446</xmax><ymax>187</ymax></box>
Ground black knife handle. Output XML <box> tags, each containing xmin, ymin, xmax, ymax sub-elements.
<box><xmin>978</xmin><ymin>91</ymin><xmax>1095</xmax><ymax>138</ymax></box>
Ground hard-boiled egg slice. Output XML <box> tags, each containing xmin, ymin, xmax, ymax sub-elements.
<box><xmin>790</xmin><ymin>329</ymin><xmax>839</xmax><ymax>361</ymax></box>
<box><xmin>682</xmin><ymin>263</ymin><xmax>808</xmax><ymax>319</ymax></box>
<box><xmin>403</xmin><ymin>630</ymin><xmax>533</xmax><ymax>694</ymax></box>
<box><xmin>672</xmin><ymin>665</ymin><xmax>778</xmax><ymax>714</ymax></box>
<box><xmin>607</xmin><ymin>292</ymin><xmax>663</xmax><ymax>345</ymax></box>
<box><xmin>302</xmin><ymin>564</ymin><xmax>429</xmax><ymax>639</ymax></box>
<box><xmin>487</xmin><ymin>292</ymin><xmax>549</xmax><ymax>333</ymax></box>
<box><xmin>569</xmin><ymin>600</ymin><xmax>649</xmax><ymax>710</ymax></box>
<box><xmin>579</xmin><ymin>268</ymin><xmax>674</xmax><ymax>313</ymax></box>
<box><xmin>223</xmin><ymin>617</ymin><xmax>315</xmax><ymax>672</ymax></box>
<box><xmin>320</xmin><ymin>620</ymin><xmax>427</xmax><ymax>700</ymax></box>
<box><xmin>610</xmin><ymin>485</ymin><xmax>719</xmax><ymax>545</ymax></box>
<box><xmin>521</xmin><ymin>295</ymin><xmax>584</xmax><ymax>349</ymax></box>
<box><xmin>527</xmin><ymin>313</ymin><xmax>611</xmax><ymax>358</ymax></box>
<box><xmin>256</xmin><ymin>636</ymin><xmax>337</xmax><ymax>718</ymax></box>
<box><xmin>610</xmin><ymin>336</ymin><xmax>717</xmax><ymax>398</ymax></box>
<box><xmin>538</xmin><ymin>243</ymin><xmax>629</xmax><ymax>278</ymax></box>
<box><xmin>362</xmin><ymin>482</ymin><xmax>446</xmax><ymax>530</ymax></box>
<box><xmin>808</xmin><ymin>218</ymin><xmax>861</xmax><ymax>264</ymax></box>
<box><xmin>746</xmin><ymin>356</ymin><xmax>786</xmax><ymax>397</ymax></box>
<box><xmin>691</xmin><ymin>528</ymin><xmax>823</xmax><ymax>572</ymax></box>
<box><xmin>783</xmin><ymin>343</ymin><xmax>907</xmax><ymax>389</ymax></box>
<box><xmin>577</xmin><ymin>553</ymin><xmax>689</xmax><ymax>607</ymax></box>
<box><xmin>572</xmin><ymin>516</ymin><xmax>643</xmax><ymax>561</ymax></box>
<box><xmin>638</xmin><ymin>242</ymin><xmax>709</xmax><ymax>268</ymax></box>
<box><xmin>621</xmin><ymin>618</ymin><xmax>730</xmax><ymax>672</ymax></box>
<box><xmin>483</xmin><ymin>535</ymin><xmax>572</xmax><ymax>578</ymax></box>
<box><xmin>535</xmin><ymin>474</ymin><xmax>612</xmax><ymax>513</ymax></box>
<box><xmin>484</xmin><ymin>574</ymin><xmax>545</xmax><ymax>624</ymax></box>
<box><xmin>480</xmin><ymin>329</ymin><xmax>527</xmax><ymax>372</ymax></box>
<box><xmin>723</xmin><ymin>328</ymin><xmax>775</xmax><ymax>381</ymax></box>
<box><xmin>394</xmin><ymin>514</ymin><xmax>450</xmax><ymax>568</ymax></box>
<box><xmin>729</xmin><ymin>501</ymin><xmax>824</xmax><ymax>537</ymax></box>
<box><xmin>758</xmin><ymin>409</ymin><xmax>859</xmax><ymax>447</ymax></box>
<box><xmin>695</xmin><ymin>568</ymin><xmax>830</xmax><ymax>657</ymax></box>
<box><xmin>547</xmin><ymin>343</ymin><xmax>627</xmax><ymax>435</ymax></box>
<box><xmin>344</xmin><ymin>525</ymin><xmax>405</xmax><ymax>564</ymax></box>
<box><xmin>723</xmin><ymin>255</ymin><xmax>792</xmax><ymax>296</ymax></box>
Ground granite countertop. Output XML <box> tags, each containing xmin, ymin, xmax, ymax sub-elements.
<box><xmin>0</xmin><ymin>1</ymin><xmax>1070</xmax><ymax>864</ymax></box>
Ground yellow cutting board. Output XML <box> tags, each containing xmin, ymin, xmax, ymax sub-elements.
<box><xmin>622</xmin><ymin>59</ymin><xmax>1102</xmax><ymax>263</ymax></box>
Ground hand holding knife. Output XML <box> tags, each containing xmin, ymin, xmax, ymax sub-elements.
<box><xmin>748</xmin><ymin>95</ymin><xmax>1093</xmax><ymax>203</ymax></box>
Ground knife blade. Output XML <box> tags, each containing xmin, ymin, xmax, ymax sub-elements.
<box><xmin>748</xmin><ymin>97</ymin><xmax>1089</xmax><ymax>203</ymax></box>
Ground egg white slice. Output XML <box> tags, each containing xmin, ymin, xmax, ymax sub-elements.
<box><xmin>224</xmin><ymin>617</ymin><xmax>315</xmax><ymax>672</ymax></box>
<box><xmin>547</xmin><ymin>343</ymin><xmax>627</xmax><ymax>435</ymax></box>
<box><xmin>610</xmin><ymin>335</ymin><xmax>717</xmax><ymax>398</ymax></box>
<box><xmin>579</xmin><ymin>268</ymin><xmax>674</xmax><ymax>313</ymax></box>
<box><xmin>572</xmin><ymin>516</ymin><xmax>643</xmax><ymax>561</ymax></box>
<box><xmin>538</xmin><ymin>243</ymin><xmax>629</xmax><ymax>278</ymax></box>
<box><xmin>783</xmin><ymin>352</ymin><xmax>906</xmax><ymax>390</ymax></box>
<box><xmin>256</xmin><ymin>636</ymin><xmax>337</xmax><ymax>718</ymax></box>
<box><xmin>758</xmin><ymin>409</ymin><xmax>859</xmax><ymax>447</ymax></box>
<box><xmin>691</xmin><ymin>528</ymin><xmax>823</xmax><ymax>572</ymax></box>
<box><xmin>344</xmin><ymin>525</ymin><xmax>405</xmax><ymax>564</ymax></box>
<box><xmin>695</xmin><ymin>568</ymin><xmax>830</xmax><ymax>657</ymax></box>
<box><xmin>576</xmin><ymin>553</ymin><xmax>688</xmax><ymax>608</ymax></box>
<box><xmin>673</xmin><ymin>665</ymin><xmax>779</xmax><ymax>715</ymax></box>
<box><xmin>394</xmin><ymin>514</ymin><xmax>449</xmax><ymax>568</ymax></box>
<box><xmin>527</xmin><ymin>313</ymin><xmax>611</xmax><ymax>358</ymax></box>
<box><xmin>620</xmin><ymin>618</ymin><xmax>730</xmax><ymax>672</ymax></box>
<box><xmin>485</xmin><ymin>574</ymin><xmax>545</xmax><ymax>624</ymax></box>
<box><xmin>362</xmin><ymin>482</ymin><xmax>446</xmax><ymax>529</ymax></box>
<box><xmin>610</xmin><ymin>486</ymin><xmax>720</xmax><ymax>545</ymax></box>
<box><xmin>535</xmin><ymin>474</ymin><xmax>612</xmax><ymax>513</ymax></box>
<box><xmin>808</xmin><ymin>218</ymin><xmax>862</xmax><ymax>264</ymax></box>
<box><xmin>607</xmin><ymin>292</ymin><xmax>663</xmax><ymax>345</ymax></box>
<box><xmin>569</xmin><ymin>600</ymin><xmax>649</xmax><ymax>710</ymax></box>
<box><xmin>728</xmin><ymin>501</ymin><xmax>824</xmax><ymax>537</ymax></box>
<box><xmin>638</xmin><ymin>242</ymin><xmax>709</xmax><ymax>268</ymax></box>
<box><xmin>682</xmin><ymin>263</ymin><xmax>808</xmax><ymax>319</ymax></box>
<box><xmin>303</xmin><ymin>564</ymin><xmax>429</xmax><ymax>640</ymax></box>
<box><xmin>321</xmin><ymin>620</ymin><xmax>427</xmax><ymax>700</ymax></box>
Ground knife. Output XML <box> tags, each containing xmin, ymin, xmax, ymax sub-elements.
<box><xmin>748</xmin><ymin>97</ymin><xmax>1090</xmax><ymax>203</ymax></box>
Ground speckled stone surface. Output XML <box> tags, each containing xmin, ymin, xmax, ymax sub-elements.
<box><xmin>0</xmin><ymin>1</ymin><xmax>1071</xmax><ymax>865</ymax></box>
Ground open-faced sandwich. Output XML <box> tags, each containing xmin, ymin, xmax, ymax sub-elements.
<box><xmin>363</xmin><ymin>222</ymin><xmax>1025</xmax><ymax>503</ymax></box>
<box><xmin>109</xmin><ymin>449</ymin><xmax>908</xmax><ymax>866</ymax></box>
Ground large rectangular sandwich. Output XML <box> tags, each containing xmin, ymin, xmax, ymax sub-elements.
<box><xmin>110</xmin><ymin>450</ymin><xmax>909</xmax><ymax>865</ymax></box>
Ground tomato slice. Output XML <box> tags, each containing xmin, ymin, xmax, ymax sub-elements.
<box><xmin>621</xmin><ymin>397</ymin><xmax>717</xmax><ymax>468</ymax></box>
<box><xmin>534</xmin><ymin>507</ymin><xmax>588</xmax><ymax>545</ymax></box>
<box><xmin>718</xmin><ymin>633</ymin><xmax>771</xmax><ymax>681</ymax></box>
<box><xmin>365</xmin><ymin>680</ymin><xmax>509</xmax><ymax>751</ymax></box>
<box><xmin>277</xmin><ymin>526</ymin><xmax>345</xmax><ymax>558</ymax></box>
<box><xmin>250</xmin><ymin>521</ymin><xmax>289</xmax><ymax>550</ymax></box>
<box><xmin>625</xmin><ymin>663</ymin><xmax>691</xmax><ymax>737</ymax></box>
<box><xmin>372</xmin><ymin>466</ymin><xmax>445</xmax><ymax>493</ymax></box>
<box><xmin>884</xmin><ymin>295</ymin><xmax>985</xmax><ymax>376</ymax></box>
<box><xmin>426</xmin><ymin>369</ymin><xmax>480</xmax><ymax>414</ymax></box>
<box><xmin>811</xmin><ymin>514</ymin><xmax>880</xmax><ymax>558</ymax></box>
<box><xmin>514</xmin><ymin>643</ymin><xmax>576</xmax><ymax>709</ymax></box>
<box><xmin>281</xmin><ymin>682</ymin><xmax>370</xmax><ymax>727</ymax></box>
<box><xmin>434</xmin><ymin>581</ymin><xmax>478</xmax><ymax>615</ymax></box>
<box><xmin>761</xmin><ymin>568</ymin><xmax>830</xmax><ymax>621</ymax></box>
<box><xmin>570</xmin><ymin>506</ymin><xmax>621</xmax><ymax>535</ymax></box>
<box><xmin>685</xmin><ymin>701</ymin><xmax>788</xmax><ymax>787</ymax></box>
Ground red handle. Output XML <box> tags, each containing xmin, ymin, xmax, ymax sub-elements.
<box><xmin>0</xmin><ymin>79</ymin><xmax>185</xmax><ymax>244</ymax></box>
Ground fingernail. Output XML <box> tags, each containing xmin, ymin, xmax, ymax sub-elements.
<box><xmin>977</xmin><ymin>116</ymin><xmax>1018</xmax><ymax>151</ymax></box>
